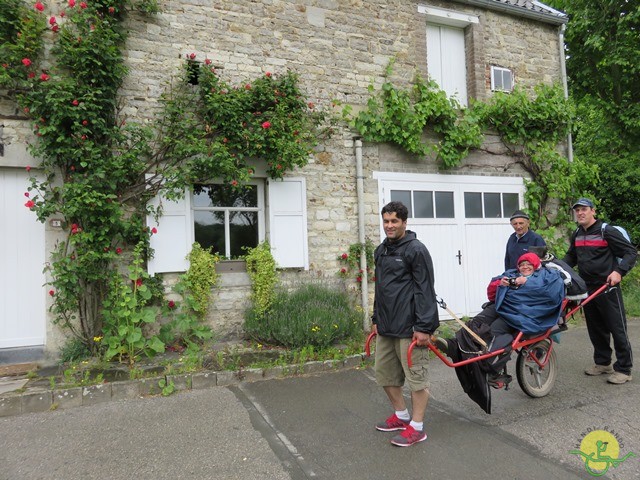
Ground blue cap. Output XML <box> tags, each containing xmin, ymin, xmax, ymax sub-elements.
<box><xmin>572</xmin><ymin>198</ymin><xmax>595</xmax><ymax>209</ymax></box>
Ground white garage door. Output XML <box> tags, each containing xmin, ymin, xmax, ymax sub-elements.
<box><xmin>0</xmin><ymin>169</ymin><xmax>46</xmax><ymax>348</ymax></box>
<box><xmin>376</xmin><ymin>173</ymin><xmax>524</xmax><ymax>320</ymax></box>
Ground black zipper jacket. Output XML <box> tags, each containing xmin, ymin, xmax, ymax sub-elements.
<box><xmin>563</xmin><ymin>220</ymin><xmax>637</xmax><ymax>286</ymax></box>
<box><xmin>372</xmin><ymin>231</ymin><xmax>439</xmax><ymax>337</ymax></box>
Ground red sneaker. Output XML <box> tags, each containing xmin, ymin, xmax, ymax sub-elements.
<box><xmin>390</xmin><ymin>425</ymin><xmax>427</xmax><ymax>447</ymax></box>
<box><xmin>375</xmin><ymin>414</ymin><xmax>410</xmax><ymax>432</ymax></box>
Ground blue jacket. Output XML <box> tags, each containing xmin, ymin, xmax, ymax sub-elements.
<box><xmin>504</xmin><ymin>230</ymin><xmax>546</xmax><ymax>270</ymax></box>
<box><xmin>495</xmin><ymin>267</ymin><xmax>564</xmax><ymax>334</ymax></box>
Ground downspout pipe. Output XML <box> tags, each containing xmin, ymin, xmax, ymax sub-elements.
<box><xmin>558</xmin><ymin>23</ymin><xmax>573</xmax><ymax>163</ymax></box>
<box><xmin>354</xmin><ymin>137</ymin><xmax>369</xmax><ymax>331</ymax></box>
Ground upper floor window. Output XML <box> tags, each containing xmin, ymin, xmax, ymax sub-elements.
<box><xmin>491</xmin><ymin>66</ymin><xmax>514</xmax><ymax>93</ymax></box>
<box><xmin>420</xmin><ymin>5</ymin><xmax>479</xmax><ymax>107</ymax></box>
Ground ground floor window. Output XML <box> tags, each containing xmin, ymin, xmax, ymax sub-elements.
<box><xmin>192</xmin><ymin>182</ymin><xmax>265</xmax><ymax>258</ymax></box>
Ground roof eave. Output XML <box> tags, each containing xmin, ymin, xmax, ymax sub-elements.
<box><xmin>453</xmin><ymin>0</ymin><xmax>568</xmax><ymax>25</ymax></box>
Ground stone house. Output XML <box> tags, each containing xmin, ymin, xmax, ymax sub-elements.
<box><xmin>0</xmin><ymin>0</ymin><xmax>568</xmax><ymax>360</ymax></box>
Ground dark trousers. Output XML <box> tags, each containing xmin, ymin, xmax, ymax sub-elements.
<box><xmin>583</xmin><ymin>285</ymin><xmax>633</xmax><ymax>374</ymax></box>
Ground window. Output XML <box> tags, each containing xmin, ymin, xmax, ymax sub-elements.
<box><xmin>464</xmin><ymin>192</ymin><xmax>519</xmax><ymax>218</ymax></box>
<box><xmin>391</xmin><ymin>189</ymin><xmax>454</xmax><ymax>218</ymax></box>
<box><xmin>147</xmin><ymin>177</ymin><xmax>308</xmax><ymax>273</ymax></box>
<box><xmin>192</xmin><ymin>183</ymin><xmax>264</xmax><ymax>258</ymax></box>
<box><xmin>491</xmin><ymin>66</ymin><xmax>514</xmax><ymax>92</ymax></box>
<box><xmin>420</xmin><ymin>5</ymin><xmax>479</xmax><ymax>107</ymax></box>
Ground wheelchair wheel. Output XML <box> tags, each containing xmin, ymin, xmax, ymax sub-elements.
<box><xmin>516</xmin><ymin>339</ymin><xmax>557</xmax><ymax>398</ymax></box>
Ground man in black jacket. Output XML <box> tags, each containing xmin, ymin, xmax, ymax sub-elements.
<box><xmin>563</xmin><ymin>198</ymin><xmax>637</xmax><ymax>384</ymax></box>
<box><xmin>371</xmin><ymin>201</ymin><xmax>439</xmax><ymax>446</ymax></box>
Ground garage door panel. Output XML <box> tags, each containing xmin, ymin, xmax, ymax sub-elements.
<box><xmin>0</xmin><ymin>169</ymin><xmax>46</xmax><ymax>348</ymax></box>
<box><xmin>410</xmin><ymin>224</ymin><xmax>464</xmax><ymax>319</ymax></box>
<box><xmin>463</xmin><ymin>223</ymin><xmax>514</xmax><ymax>316</ymax></box>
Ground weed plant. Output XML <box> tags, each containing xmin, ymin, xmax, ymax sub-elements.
<box><xmin>244</xmin><ymin>282</ymin><xmax>362</xmax><ymax>349</ymax></box>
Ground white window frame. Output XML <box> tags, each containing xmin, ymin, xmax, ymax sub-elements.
<box><xmin>491</xmin><ymin>66</ymin><xmax>514</xmax><ymax>92</ymax></box>
<box><xmin>192</xmin><ymin>181</ymin><xmax>266</xmax><ymax>259</ymax></box>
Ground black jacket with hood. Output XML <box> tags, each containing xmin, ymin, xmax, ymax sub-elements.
<box><xmin>371</xmin><ymin>231</ymin><xmax>439</xmax><ymax>337</ymax></box>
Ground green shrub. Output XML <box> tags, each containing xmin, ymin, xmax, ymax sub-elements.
<box><xmin>244</xmin><ymin>282</ymin><xmax>362</xmax><ymax>348</ymax></box>
<box><xmin>244</xmin><ymin>242</ymin><xmax>278</xmax><ymax>317</ymax></box>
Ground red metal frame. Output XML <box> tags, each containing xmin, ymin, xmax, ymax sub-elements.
<box><xmin>365</xmin><ymin>284</ymin><xmax>609</xmax><ymax>369</ymax></box>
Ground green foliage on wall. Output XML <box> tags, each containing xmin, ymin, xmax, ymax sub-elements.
<box><xmin>244</xmin><ymin>242</ymin><xmax>278</xmax><ymax>318</ymax></box>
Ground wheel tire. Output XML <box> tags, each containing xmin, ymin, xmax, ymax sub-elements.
<box><xmin>516</xmin><ymin>339</ymin><xmax>557</xmax><ymax>398</ymax></box>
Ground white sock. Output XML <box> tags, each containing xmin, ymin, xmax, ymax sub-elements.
<box><xmin>410</xmin><ymin>420</ymin><xmax>423</xmax><ymax>431</ymax></box>
<box><xmin>395</xmin><ymin>409</ymin><xmax>410</xmax><ymax>421</ymax></box>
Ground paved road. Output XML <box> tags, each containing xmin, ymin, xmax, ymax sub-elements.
<box><xmin>1</xmin><ymin>321</ymin><xmax>639</xmax><ymax>479</ymax></box>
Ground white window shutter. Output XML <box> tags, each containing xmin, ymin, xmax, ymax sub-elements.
<box><xmin>268</xmin><ymin>177</ymin><xmax>309</xmax><ymax>269</ymax></box>
<box><xmin>147</xmin><ymin>189</ymin><xmax>193</xmax><ymax>274</ymax></box>
<box><xmin>427</xmin><ymin>24</ymin><xmax>467</xmax><ymax>106</ymax></box>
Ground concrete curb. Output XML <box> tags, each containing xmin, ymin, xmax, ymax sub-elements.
<box><xmin>0</xmin><ymin>353</ymin><xmax>372</xmax><ymax>418</ymax></box>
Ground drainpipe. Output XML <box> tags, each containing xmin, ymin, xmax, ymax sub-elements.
<box><xmin>354</xmin><ymin>137</ymin><xmax>369</xmax><ymax>331</ymax></box>
<box><xmin>558</xmin><ymin>23</ymin><xmax>573</xmax><ymax>163</ymax></box>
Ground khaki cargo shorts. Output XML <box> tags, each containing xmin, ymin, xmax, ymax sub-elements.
<box><xmin>374</xmin><ymin>335</ymin><xmax>430</xmax><ymax>391</ymax></box>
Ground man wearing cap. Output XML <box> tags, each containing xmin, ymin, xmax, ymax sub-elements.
<box><xmin>504</xmin><ymin>210</ymin><xmax>546</xmax><ymax>270</ymax></box>
<box><xmin>563</xmin><ymin>198</ymin><xmax>637</xmax><ymax>384</ymax></box>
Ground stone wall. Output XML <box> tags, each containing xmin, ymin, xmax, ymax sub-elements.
<box><xmin>0</xmin><ymin>0</ymin><xmax>566</xmax><ymax>348</ymax></box>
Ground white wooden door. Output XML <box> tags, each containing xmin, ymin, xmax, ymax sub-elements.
<box><xmin>0</xmin><ymin>169</ymin><xmax>46</xmax><ymax>348</ymax></box>
<box><xmin>376</xmin><ymin>173</ymin><xmax>524</xmax><ymax>320</ymax></box>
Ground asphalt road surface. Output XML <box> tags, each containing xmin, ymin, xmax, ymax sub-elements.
<box><xmin>1</xmin><ymin>320</ymin><xmax>638</xmax><ymax>479</ymax></box>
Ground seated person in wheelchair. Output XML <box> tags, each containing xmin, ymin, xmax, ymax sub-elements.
<box><xmin>435</xmin><ymin>253</ymin><xmax>565</xmax><ymax>383</ymax></box>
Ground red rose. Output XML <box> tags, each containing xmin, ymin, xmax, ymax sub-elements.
<box><xmin>25</xmin><ymin>200</ymin><xmax>35</xmax><ymax>208</ymax></box>
<box><xmin>340</xmin><ymin>268</ymin><xmax>347</xmax><ymax>274</ymax></box>
<box><xmin>231</xmin><ymin>180</ymin><xmax>238</xmax><ymax>187</ymax></box>
<box><xmin>356</xmin><ymin>276</ymin><xmax>362</xmax><ymax>282</ymax></box>
<box><xmin>189</xmin><ymin>53</ymin><xmax>196</xmax><ymax>60</ymax></box>
<box><xmin>26</xmin><ymin>165</ymin><xmax>31</xmax><ymax>171</ymax></box>
<box><xmin>40</xmin><ymin>73</ymin><xmax>49</xmax><ymax>81</ymax></box>
<box><xmin>72</xmin><ymin>99</ymin><xmax>79</xmax><ymax>106</ymax></box>
<box><xmin>341</xmin><ymin>253</ymin><xmax>348</xmax><ymax>259</ymax></box>
<box><xmin>108</xmin><ymin>6</ymin><xmax>114</xmax><ymax>13</ymax></box>
<box><xmin>81</xmin><ymin>134</ymin><xmax>87</xmax><ymax>140</ymax></box>
<box><xmin>60</xmin><ymin>10</ymin><xmax>65</xmax><ymax>17</ymax></box>
<box><xmin>245</xmin><ymin>84</ymin><xmax>251</xmax><ymax>90</ymax></box>
<box><xmin>82</xmin><ymin>119</ymin><xmax>88</xmax><ymax>126</ymax></box>
<box><xmin>34</xmin><ymin>2</ymin><xmax>44</xmax><ymax>12</ymax></box>
<box><xmin>308</xmin><ymin>102</ymin><xmax>315</xmax><ymax>109</ymax></box>
<box><xmin>136</xmin><ymin>278</ymin><xmax>143</xmax><ymax>287</ymax></box>
<box><xmin>24</xmin><ymin>192</ymin><xmax>30</xmax><ymax>197</ymax></box>
<box><xmin>204</xmin><ymin>58</ymin><xmax>211</xmax><ymax>65</ymax></box>
<box><xmin>115</xmin><ymin>247</ymin><xmax>122</xmax><ymax>254</ymax></box>
<box><xmin>168</xmin><ymin>300</ymin><xmax>176</xmax><ymax>309</ymax></box>
<box><xmin>276</xmin><ymin>164</ymin><xmax>282</xmax><ymax>170</ymax></box>
<box><xmin>49</xmin><ymin>290</ymin><xmax>55</xmax><ymax>296</ymax></box>
<box><xmin>49</xmin><ymin>16</ymin><xmax>56</xmax><ymax>25</ymax></box>
<box><xmin>151</xmin><ymin>227</ymin><xmax>157</xmax><ymax>234</ymax></box>
<box><xmin>52</xmin><ymin>25</ymin><xmax>59</xmax><ymax>32</ymax></box>
<box><xmin>80</xmin><ymin>2</ymin><xmax>87</xmax><ymax>9</ymax></box>
<box><xmin>265</xmin><ymin>72</ymin><xmax>272</xmax><ymax>77</ymax></box>
<box><xmin>261</xmin><ymin>121</ymin><xmax>271</xmax><ymax>129</ymax></box>
<box><xmin>22</xmin><ymin>58</ymin><xmax>32</xmax><ymax>67</ymax></box>
<box><xmin>28</xmin><ymin>72</ymin><xmax>35</xmax><ymax>78</ymax></box>
<box><xmin>68</xmin><ymin>0</ymin><xmax>75</xmax><ymax>7</ymax></box>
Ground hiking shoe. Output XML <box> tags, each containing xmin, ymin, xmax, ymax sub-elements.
<box><xmin>390</xmin><ymin>425</ymin><xmax>427</xmax><ymax>447</ymax></box>
<box><xmin>488</xmin><ymin>373</ymin><xmax>512</xmax><ymax>390</ymax></box>
<box><xmin>584</xmin><ymin>364</ymin><xmax>614</xmax><ymax>376</ymax></box>
<box><xmin>607</xmin><ymin>372</ymin><xmax>632</xmax><ymax>384</ymax></box>
<box><xmin>375</xmin><ymin>414</ymin><xmax>409</xmax><ymax>432</ymax></box>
